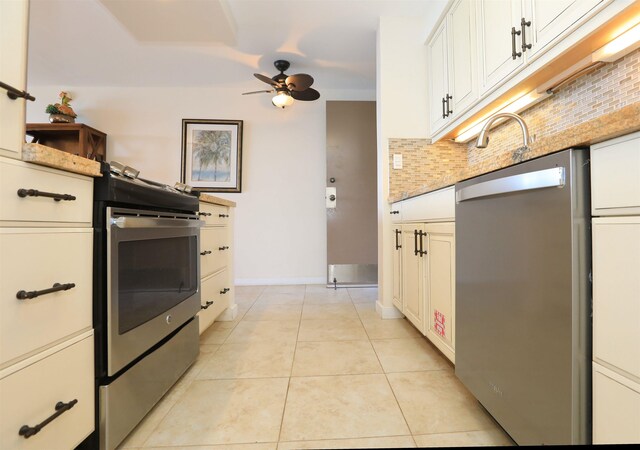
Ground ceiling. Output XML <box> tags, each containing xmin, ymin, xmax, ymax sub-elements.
<box><xmin>27</xmin><ymin>0</ymin><xmax>447</xmax><ymax>92</ymax></box>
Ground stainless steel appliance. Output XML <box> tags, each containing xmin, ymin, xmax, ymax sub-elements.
<box><xmin>455</xmin><ymin>149</ymin><xmax>591</xmax><ymax>445</ymax></box>
<box><xmin>86</xmin><ymin>162</ymin><xmax>202</xmax><ymax>450</ymax></box>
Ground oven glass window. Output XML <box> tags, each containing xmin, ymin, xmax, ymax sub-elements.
<box><xmin>118</xmin><ymin>236</ymin><xmax>197</xmax><ymax>334</ymax></box>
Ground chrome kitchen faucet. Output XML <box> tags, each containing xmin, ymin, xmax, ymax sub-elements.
<box><xmin>476</xmin><ymin>112</ymin><xmax>531</xmax><ymax>149</ymax></box>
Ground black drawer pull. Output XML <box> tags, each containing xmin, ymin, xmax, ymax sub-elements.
<box><xmin>198</xmin><ymin>212</ymin><xmax>212</xmax><ymax>217</ymax></box>
<box><xmin>201</xmin><ymin>300</ymin><xmax>214</xmax><ymax>310</ymax></box>
<box><xmin>19</xmin><ymin>399</ymin><xmax>77</xmax><ymax>439</ymax></box>
<box><xmin>16</xmin><ymin>283</ymin><xmax>76</xmax><ymax>300</ymax></box>
<box><xmin>17</xmin><ymin>189</ymin><xmax>76</xmax><ymax>202</ymax></box>
<box><xmin>218</xmin><ymin>213</ymin><xmax>229</xmax><ymax>218</ymax></box>
<box><xmin>389</xmin><ymin>210</ymin><xmax>399</xmax><ymax>215</ymax></box>
<box><xmin>200</xmin><ymin>250</ymin><xmax>212</xmax><ymax>256</ymax></box>
<box><xmin>0</xmin><ymin>80</ymin><xmax>35</xmax><ymax>102</ymax></box>
<box><xmin>220</xmin><ymin>288</ymin><xmax>230</xmax><ymax>294</ymax></box>
<box><xmin>218</xmin><ymin>246</ymin><xmax>229</xmax><ymax>251</ymax></box>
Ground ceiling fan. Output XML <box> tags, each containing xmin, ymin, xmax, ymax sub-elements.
<box><xmin>242</xmin><ymin>60</ymin><xmax>320</xmax><ymax>108</ymax></box>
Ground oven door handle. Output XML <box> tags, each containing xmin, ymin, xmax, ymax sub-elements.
<box><xmin>110</xmin><ymin>216</ymin><xmax>202</xmax><ymax>229</ymax></box>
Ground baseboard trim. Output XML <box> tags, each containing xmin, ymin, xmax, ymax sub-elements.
<box><xmin>376</xmin><ymin>300</ymin><xmax>405</xmax><ymax>319</ymax></box>
<box><xmin>235</xmin><ymin>277</ymin><xmax>326</xmax><ymax>286</ymax></box>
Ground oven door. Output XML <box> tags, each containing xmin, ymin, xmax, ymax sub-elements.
<box><xmin>106</xmin><ymin>207</ymin><xmax>201</xmax><ymax>376</ymax></box>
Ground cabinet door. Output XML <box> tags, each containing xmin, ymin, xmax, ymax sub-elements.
<box><xmin>593</xmin><ymin>362</ymin><xmax>640</xmax><ymax>444</ymax></box>
<box><xmin>425</xmin><ymin>224</ymin><xmax>455</xmax><ymax>363</ymax></box>
<box><xmin>478</xmin><ymin>0</ymin><xmax>525</xmax><ymax>95</ymax></box>
<box><xmin>527</xmin><ymin>0</ymin><xmax>603</xmax><ymax>58</ymax></box>
<box><xmin>392</xmin><ymin>228</ymin><xmax>402</xmax><ymax>311</ymax></box>
<box><xmin>427</xmin><ymin>20</ymin><xmax>449</xmax><ymax>134</ymax></box>
<box><xmin>592</xmin><ymin>217</ymin><xmax>640</xmax><ymax>380</ymax></box>
<box><xmin>401</xmin><ymin>224</ymin><xmax>425</xmax><ymax>331</ymax></box>
<box><xmin>0</xmin><ymin>0</ymin><xmax>29</xmax><ymax>159</ymax></box>
<box><xmin>448</xmin><ymin>0</ymin><xmax>477</xmax><ymax>116</ymax></box>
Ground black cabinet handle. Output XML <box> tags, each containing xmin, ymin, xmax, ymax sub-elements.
<box><xmin>200</xmin><ymin>250</ymin><xmax>212</xmax><ymax>256</ymax></box>
<box><xmin>395</xmin><ymin>229</ymin><xmax>402</xmax><ymax>250</ymax></box>
<box><xmin>521</xmin><ymin>18</ymin><xmax>532</xmax><ymax>53</ymax></box>
<box><xmin>17</xmin><ymin>189</ymin><xmax>76</xmax><ymax>202</ymax></box>
<box><xmin>218</xmin><ymin>213</ymin><xmax>229</xmax><ymax>218</ymax></box>
<box><xmin>389</xmin><ymin>210</ymin><xmax>399</xmax><ymax>215</ymax></box>
<box><xmin>413</xmin><ymin>230</ymin><xmax>419</xmax><ymax>256</ymax></box>
<box><xmin>16</xmin><ymin>283</ymin><xmax>76</xmax><ymax>300</ymax></box>
<box><xmin>418</xmin><ymin>230</ymin><xmax>428</xmax><ymax>257</ymax></box>
<box><xmin>218</xmin><ymin>246</ymin><xmax>229</xmax><ymax>251</ymax></box>
<box><xmin>198</xmin><ymin>212</ymin><xmax>212</xmax><ymax>217</ymax></box>
<box><xmin>511</xmin><ymin>27</ymin><xmax>522</xmax><ymax>60</ymax></box>
<box><xmin>201</xmin><ymin>300</ymin><xmax>214</xmax><ymax>310</ymax></box>
<box><xmin>19</xmin><ymin>399</ymin><xmax>77</xmax><ymax>439</ymax></box>
<box><xmin>445</xmin><ymin>94</ymin><xmax>453</xmax><ymax>117</ymax></box>
<box><xmin>0</xmin><ymin>80</ymin><xmax>35</xmax><ymax>102</ymax></box>
<box><xmin>442</xmin><ymin>97</ymin><xmax>446</xmax><ymax>119</ymax></box>
<box><xmin>220</xmin><ymin>288</ymin><xmax>230</xmax><ymax>294</ymax></box>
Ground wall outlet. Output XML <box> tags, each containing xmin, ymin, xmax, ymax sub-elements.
<box><xmin>393</xmin><ymin>153</ymin><xmax>403</xmax><ymax>169</ymax></box>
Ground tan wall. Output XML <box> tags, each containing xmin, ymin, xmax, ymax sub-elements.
<box><xmin>389</xmin><ymin>47</ymin><xmax>640</xmax><ymax>199</ymax></box>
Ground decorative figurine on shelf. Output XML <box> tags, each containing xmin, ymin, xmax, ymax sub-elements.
<box><xmin>45</xmin><ymin>91</ymin><xmax>78</xmax><ymax>123</ymax></box>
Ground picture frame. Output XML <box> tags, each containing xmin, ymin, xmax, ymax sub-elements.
<box><xmin>181</xmin><ymin>119</ymin><xmax>243</xmax><ymax>193</ymax></box>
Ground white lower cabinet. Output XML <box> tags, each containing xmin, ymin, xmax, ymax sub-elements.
<box><xmin>593</xmin><ymin>362</ymin><xmax>640</xmax><ymax>444</ymax></box>
<box><xmin>198</xmin><ymin>199</ymin><xmax>235</xmax><ymax>334</ymax></box>
<box><xmin>424</xmin><ymin>223</ymin><xmax>455</xmax><ymax>363</ymax></box>
<box><xmin>391</xmin><ymin>205</ymin><xmax>456</xmax><ymax>363</ymax></box>
<box><xmin>591</xmin><ymin>132</ymin><xmax>640</xmax><ymax>443</ymax></box>
<box><xmin>0</xmin><ymin>333</ymin><xmax>94</xmax><ymax>450</ymax></box>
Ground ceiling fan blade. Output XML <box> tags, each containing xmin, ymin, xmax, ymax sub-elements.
<box><xmin>242</xmin><ymin>89</ymin><xmax>273</xmax><ymax>95</ymax></box>
<box><xmin>254</xmin><ymin>73</ymin><xmax>281</xmax><ymax>87</ymax></box>
<box><xmin>285</xmin><ymin>73</ymin><xmax>314</xmax><ymax>91</ymax></box>
<box><xmin>290</xmin><ymin>88</ymin><xmax>320</xmax><ymax>101</ymax></box>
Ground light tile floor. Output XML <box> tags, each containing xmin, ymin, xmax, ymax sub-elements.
<box><xmin>119</xmin><ymin>285</ymin><xmax>514</xmax><ymax>449</ymax></box>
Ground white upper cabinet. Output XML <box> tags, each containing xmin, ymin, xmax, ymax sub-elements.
<box><xmin>477</xmin><ymin>0</ymin><xmax>525</xmax><ymax>95</ymax></box>
<box><xmin>527</xmin><ymin>0</ymin><xmax>604</xmax><ymax>58</ymax></box>
<box><xmin>0</xmin><ymin>0</ymin><xmax>29</xmax><ymax>159</ymax></box>
<box><xmin>428</xmin><ymin>21</ymin><xmax>450</xmax><ymax>133</ymax></box>
<box><xmin>428</xmin><ymin>0</ymin><xmax>477</xmax><ymax>134</ymax></box>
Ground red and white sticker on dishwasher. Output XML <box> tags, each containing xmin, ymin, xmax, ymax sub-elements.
<box><xmin>434</xmin><ymin>310</ymin><xmax>446</xmax><ymax>337</ymax></box>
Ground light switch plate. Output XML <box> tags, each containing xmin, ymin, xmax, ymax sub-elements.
<box><xmin>393</xmin><ymin>153</ymin><xmax>403</xmax><ymax>169</ymax></box>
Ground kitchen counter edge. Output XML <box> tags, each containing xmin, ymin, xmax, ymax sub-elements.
<box><xmin>22</xmin><ymin>142</ymin><xmax>102</xmax><ymax>177</ymax></box>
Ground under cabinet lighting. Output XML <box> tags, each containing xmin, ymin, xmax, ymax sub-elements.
<box><xmin>593</xmin><ymin>21</ymin><xmax>640</xmax><ymax>62</ymax></box>
<box><xmin>454</xmin><ymin>89</ymin><xmax>550</xmax><ymax>143</ymax></box>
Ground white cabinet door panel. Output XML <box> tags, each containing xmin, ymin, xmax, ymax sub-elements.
<box><xmin>592</xmin><ymin>217</ymin><xmax>640</xmax><ymax>380</ymax></box>
<box><xmin>428</xmin><ymin>21</ymin><xmax>449</xmax><ymax>134</ymax></box>
<box><xmin>449</xmin><ymin>0</ymin><xmax>477</xmax><ymax>115</ymax></box>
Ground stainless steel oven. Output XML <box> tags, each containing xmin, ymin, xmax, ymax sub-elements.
<box><xmin>84</xmin><ymin>162</ymin><xmax>203</xmax><ymax>450</ymax></box>
<box><xmin>106</xmin><ymin>206</ymin><xmax>201</xmax><ymax>375</ymax></box>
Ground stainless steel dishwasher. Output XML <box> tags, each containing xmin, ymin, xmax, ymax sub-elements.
<box><xmin>455</xmin><ymin>149</ymin><xmax>592</xmax><ymax>445</ymax></box>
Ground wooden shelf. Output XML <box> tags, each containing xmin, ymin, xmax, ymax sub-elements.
<box><xmin>26</xmin><ymin>123</ymin><xmax>107</xmax><ymax>162</ymax></box>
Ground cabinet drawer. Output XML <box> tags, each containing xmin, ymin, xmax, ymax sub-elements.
<box><xmin>201</xmin><ymin>227</ymin><xmax>230</xmax><ymax>278</ymax></box>
<box><xmin>0</xmin><ymin>158</ymin><xmax>93</xmax><ymax>225</ymax></box>
<box><xmin>199</xmin><ymin>202</ymin><xmax>231</xmax><ymax>226</ymax></box>
<box><xmin>592</xmin><ymin>217</ymin><xmax>640</xmax><ymax>380</ymax></box>
<box><xmin>591</xmin><ymin>131</ymin><xmax>640</xmax><ymax>216</ymax></box>
<box><xmin>400</xmin><ymin>186</ymin><xmax>455</xmax><ymax>222</ymax></box>
<box><xmin>0</xmin><ymin>334</ymin><xmax>94</xmax><ymax>450</ymax></box>
<box><xmin>0</xmin><ymin>229</ymin><xmax>93</xmax><ymax>366</ymax></box>
<box><xmin>198</xmin><ymin>269</ymin><xmax>231</xmax><ymax>334</ymax></box>
<box><xmin>593</xmin><ymin>362</ymin><xmax>640</xmax><ymax>444</ymax></box>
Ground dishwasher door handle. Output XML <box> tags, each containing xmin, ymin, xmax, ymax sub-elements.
<box><xmin>456</xmin><ymin>167</ymin><xmax>565</xmax><ymax>203</ymax></box>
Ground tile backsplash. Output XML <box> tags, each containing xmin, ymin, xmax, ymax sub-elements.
<box><xmin>388</xmin><ymin>47</ymin><xmax>640</xmax><ymax>200</ymax></box>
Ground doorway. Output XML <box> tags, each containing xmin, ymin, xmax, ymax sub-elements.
<box><xmin>326</xmin><ymin>101</ymin><xmax>377</xmax><ymax>287</ymax></box>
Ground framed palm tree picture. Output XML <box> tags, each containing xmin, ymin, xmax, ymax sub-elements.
<box><xmin>181</xmin><ymin>119</ymin><xmax>243</xmax><ymax>193</ymax></box>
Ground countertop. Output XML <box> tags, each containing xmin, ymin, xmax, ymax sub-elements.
<box><xmin>389</xmin><ymin>102</ymin><xmax>640</xmax><ymax>203</ymax></box>
<box><xmin>198</xmin><ymin>193</ymin><xmax>236</xmax><ymax>207</ymax></box>
<box><xmin>22</xmin><ymin>142</ymin><xmax>102</xmax><ymax>177</ymax></box>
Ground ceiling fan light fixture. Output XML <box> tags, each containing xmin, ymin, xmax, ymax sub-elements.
<box><xmin>272</xmin><ymin>91</ymin><xmax>294</xmax><ymax>108</ymax></box>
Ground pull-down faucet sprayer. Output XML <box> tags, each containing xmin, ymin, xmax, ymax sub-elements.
<box><xmin>475</xmin><ymin>112</ymin><xmax>530</xmax><ymax>149</ymax></box>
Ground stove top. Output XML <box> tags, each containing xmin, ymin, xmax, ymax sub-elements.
<box><xmin>94</xmin><ymin>161</ymin><xmax>200</xmax><ymax>213</ymax></box>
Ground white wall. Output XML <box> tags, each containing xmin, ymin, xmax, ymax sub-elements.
<box><xmin>376</xmin><ymin>16</ymin><xmax>434</xmax><ymax>314</ymax></box>
<box><xmin>27</xmin><ymin>86</ymin><xmax>373</xmax><ymax>285</ymax></box>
